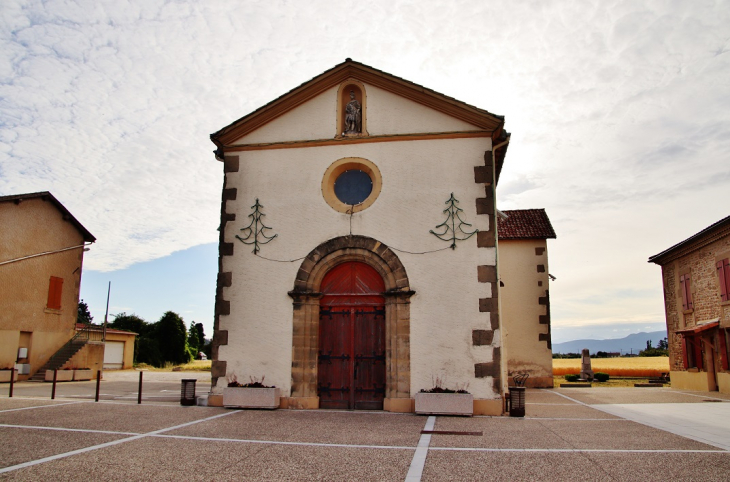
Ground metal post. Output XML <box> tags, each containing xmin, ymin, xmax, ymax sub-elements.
<box><xmin>95</xmin><ymin>370</ymin><xmax>101</xmax><ymax>402</ymax></box>
<box><xmin>51</xmin><ymin>369</ymin><xmax>57</xmax><ymax>399</ymax></box>
<box><xmin>8</xmin><ymin>369</ymin><xmax>14</xmax><ymax>398</ymax></box>
<box><xmin>102</xmin><ymin>281</ymin><xmax>111</xmax><ymax>342</ymax></box>
<box><xmin>138</xmin><ymin>371</ymin><xmax>143</xmax><ymax>404</ymax></box>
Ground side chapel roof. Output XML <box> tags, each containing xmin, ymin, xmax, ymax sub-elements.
<box><xmin>210</xmin><ymin>58</ymin><xmax>510</xmax><ymax>181</ymax></box>
<box><xmin>498</xmin><ymin>209</ymin><xmax>557</xmax><ymax>240</ymax></box>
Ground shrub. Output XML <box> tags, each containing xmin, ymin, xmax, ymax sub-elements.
<box><xmin>594</xmin><ymin>372</ymin><xmax>609</xmax><ymax>382</ymax></box>
<box><xmin>564</xmin><ymin>374</ymin><xmax>580</xmax><ymax>382</ymax></box>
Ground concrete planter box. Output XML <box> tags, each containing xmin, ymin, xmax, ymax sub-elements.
<box><xmin>415</xmin><ymin>392</ymin><xmax>473</xmax><ymax>416</ymax></box>
<box><xmin>45</xmin><ymin>370</ymin><xmax>74</xmax><ymax>382</ymax></box>
<box><xmin>223</xmin><ymin>387</ymin><xmax>280</xmax><ymax>409</ymax></box>
<box><xmin>0</xmin><ymin>369</ymin><xmax>18</xmax><ymax>383</ymax></box>
<box><xmin>73</xmin><ymin>369</ymin><xmax>93</xmax><ymax>381</ymax></box>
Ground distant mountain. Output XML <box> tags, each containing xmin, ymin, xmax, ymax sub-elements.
<box><xmin>552</xmin><ymin>330</ymin><xmax>668</xmax><ymax>355</ymax></box>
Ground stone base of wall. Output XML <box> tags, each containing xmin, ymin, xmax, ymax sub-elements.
<box><xmin>474</xmin><ymin>398</ymin><xmax>503</xmax><ymax>416</ymax></box>
<box><xmin>718</xmin><ymin>372</ymin><xmax>730</xmax><ymax>394</ymax></box>
<box><xmin>384</xmin><ymin>397</ymin><xmax>414</xmax><ymax>413</ymax></box>
<box><xmin>670</xmin><ymin>370</ymin><xmax>711</xmax><ymax>392</ymax></box>
<box><xmin>510</xmin><ymin>376</ymin><xmax>553</xmax><ymax>388</ymax></box>
<box><xmin>280</xmin><ymin>397</ymin><xmax>319</xmax><ymax>409</ymax></box>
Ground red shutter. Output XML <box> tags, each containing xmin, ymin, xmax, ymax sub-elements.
<box><xmin>718</xmin><ymin>261</ymin><xmax>728</xmax><ymax>302</ymax></box>
<box><xmin>685</xmin><ymin>273</ymin><xmax>693</xmax><ymax>310</ymax></box>
<box><xmin>724</xmin><ymin>260</ymin><xmax>730</xmax><ymax>302</ymax></box>
<box><xmin>680</xmin><ymin>275</ymin><xmax>687</xmax><ymax>310</ymax></box>
<box><xmin>681</xmin><ymin>337</ymin><xmax>689</xmax><ymax>369</ymax></box>
<box><xmin>718</xmin><ymin>330</ymin><xmax>729</xmax><ymax>371</ymax></box>
<box><xmin>47</xmin><ymin>277</ymin><xmax>63</xmax><ymax>310</ymax></box>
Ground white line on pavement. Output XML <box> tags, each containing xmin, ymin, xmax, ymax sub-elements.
<box><xmin>0</xmin><ymin>401</ymin><xmax>87</xmax><ymax>413</ymax></box>
<box><xmin>0</xmin><ymin>409</ymin><xmax>237</xmax><ymax>474</ymax></box>
<box><xmin>430</xmin><ymin>447</ymin><xmax>730</xmax><ymax>453</ymax></box>
<box><xmin>153</xmin><ymin>433</ymin><xmax>414</xmax><ymax>450</ymax></box>
<box><xmin>405</xmin><ymin>415</ymin><xmax>435</xmax><ymax>482</ymax></box>
<box><xmin>0</xmin><ymin>423</ymin><xmax>139</xmax><ymax>436</ymax></box>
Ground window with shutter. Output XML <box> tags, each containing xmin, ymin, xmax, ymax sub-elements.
<box><xmin>680</xmin><ymin>275</ymin><xmax>687</xmax><ymax>310</ymax></box>
<box><xmin>719</xmin><ymin>259</ymin><xmax>730</xmax><ymax>302</ymax></box>
<box><xmin>47</xmin><ymin>276</ymin><xmax>63</xmax><ymax>310</ymax></box>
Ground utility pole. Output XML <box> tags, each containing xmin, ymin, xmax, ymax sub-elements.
<box><xmin>102</xmin><ymin>282</ymin><xmax>111</xmax><ymax>342</ymax></box>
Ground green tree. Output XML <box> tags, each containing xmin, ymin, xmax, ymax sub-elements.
<box><xmin>156</xmin><ymin>311</ymin><xmax>191</xmax><ymax>365</ymax></box>
<box><xmin>110</xmin><ymin>313</ymin><xmax>149</xmax><ymax>335</ymax></box>
<box><xmin>658</xmin><ymin>338</ymin><xmax>668</xmax><ymax>350</ymax></box>
<box><xmin>195</xmin><ymin>323</ymin><xmax>205</xmax><ymax>346</ymax></box>
<box><xmin>187</xmin><ymin>321</ymin><xmax>200</xmax><ymax>354</ymax></box>
<box><xmin>110</xmin><ymin>313</ymin><xmax>150</xmax><ymax>364</ymax></box>
<box><xmin>77</xmin><ymin>300</ymin><xmax>93</xmax><ymax>325</ymax></box>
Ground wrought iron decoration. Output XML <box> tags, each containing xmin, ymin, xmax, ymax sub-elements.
<box><xmin>236</xmin><ymin>198</ymin><xmax>277</xmax><ymax>254</ymax></box>
<box><xmin>430</xmin><ymin>193</ymin><xmax>479</xmax><ymax>249</ymax></box>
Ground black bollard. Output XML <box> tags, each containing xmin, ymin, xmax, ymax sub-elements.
<box><xmin>138</xmin><ymin>371</ymin><xmax>143</xmax><ymax>404</ymax></box>
<box><xmin>8</xmin><ymin>369</ymin><xmax>14</xmax><ymax>398</ymax></box>
<box><xmin>51</xmin><ymin>369</ymin><xmax>57</xmax><ymax>399</ymax></box>
<box><xmin>95</xmin><ymin>370</ymin><xmax>101</xmax><ymax>402</ymax></box>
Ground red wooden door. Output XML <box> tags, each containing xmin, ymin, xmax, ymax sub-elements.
<box><xmin>318</xmin><ymin>262</ymin><xmax>385</xmax><ymax>410</ymax></box>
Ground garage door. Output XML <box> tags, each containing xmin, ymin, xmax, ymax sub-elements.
<box><xmin>104</xmin><ymin>341</ymin><xmax>125</xmax><ymax>369</ymax></box>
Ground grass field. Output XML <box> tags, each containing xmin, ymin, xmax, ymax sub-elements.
<box><xmin>553</xmin><ymin>356</ymin><xmax>670</xmax><ymax>377</ymax></box>
<box><xmin>135</xmin><ymin>360</ymin><xmax>211</xmax><ymax>372</ymax></box>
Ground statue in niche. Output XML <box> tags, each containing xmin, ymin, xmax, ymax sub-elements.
<box><xmin>343</xmin><ymin>90</ymin><xmax>362</xmax><ymax>135</ymax></box>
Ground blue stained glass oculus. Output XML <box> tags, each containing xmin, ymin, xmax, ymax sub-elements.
<box><xmin>334</xmin><ymin>169</ymin><xmax>373</xmax><ymax>205</ymax></box>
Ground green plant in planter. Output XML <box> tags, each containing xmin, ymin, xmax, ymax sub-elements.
<box><xmin>564</xmin><ymin>374</ymin><xmax>580</xmax><ymax>382</ymax></box>
<box><xmin>594</xmin><ymin>372</ymin><xmax>610</xmax><ymax>382</ymax></box>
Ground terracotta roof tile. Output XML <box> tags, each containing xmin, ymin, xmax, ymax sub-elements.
<box><xmin>498</xmin><ymin>209</ymin><xmax>556</xmax><ymax>240</ymax></box>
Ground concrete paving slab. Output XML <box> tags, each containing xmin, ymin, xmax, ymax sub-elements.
<box><xmin>554</xmin><ymin>387</ymin><xmax>728</xmax><ymax>405</ymax></box>
<box><xmin>0</xmin><ymin>427</ymin><xmax>126</xmax><ymax>469</ymax></box>
<box><xmin>0</xmin><ymin>435</ymin><xmax>412</xmax><ymax>481</ymax></box>
<box><xmin>422</xmin><ymin>451</ymin><xmax>609</xmax><ymax>482</ymax></box>
<box><xmin>0</xmin><ymin>398</ymin><xmax>80</xmax><ymax>411</ymax></box>
<box><xmin>431</xmin><ymin>417</ymin><xmax>574</xmax><ymax>449</ymax></box>
<box><xmin>0</xmin><ymin>402</ymin><xmax>227</xmax><ymax>433</ymax></box>
<box><xmin>432</xmin><ymin>416</ymin><xmax>718</xmax><ymax>451</ymax></box>
<box><xmin>538</xmin><ymin>418</ymin><xmax>720</xmax><ymax>451</ymax></box>
<box><xmin>169</xmin><ymin>410</ymin><xmax>424</xmax><ymax>447</ymax></box>
<box><xmin>524</xmin><ymin>403</ymin><xmax>620</xmax><ymax>419</ymax></box>
<box><xmin>522</xmin><ymin>389</ymin><xmax>577</xmax><ymax>405</ymax></box>
<box><xmin>583</xmin><ymin>452</ymin><xmax>730</xmax><ymax>482</ymax></box>
<box><xmin>594</xmin><ymin>402</ymin><xmax>730</xmax><ymax>450</ymax></box>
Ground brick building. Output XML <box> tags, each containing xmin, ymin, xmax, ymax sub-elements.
<box><xmin>649</xmin><ymin>215</ymin><xmax>730</xmax><ymax>393</ymax></box>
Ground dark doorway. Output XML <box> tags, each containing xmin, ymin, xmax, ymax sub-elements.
<box><xmin>318</xmin><ymin>261</ymin><xmax>385</xmax><ymax>410</ymax></box>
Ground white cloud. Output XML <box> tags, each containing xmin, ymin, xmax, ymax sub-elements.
<box><xmin>1</xmin><ymin>0</ymin><xmax>728</xmax><ymax>338</ymax></box>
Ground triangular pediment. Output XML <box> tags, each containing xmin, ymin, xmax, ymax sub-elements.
<box><xmin>210</xmin><ymin>59</ymin><xmax>505</xmax><ymax>148</ymax></box>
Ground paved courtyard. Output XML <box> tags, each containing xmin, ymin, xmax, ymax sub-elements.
<box><xmin>2</xmin><ymin>373</ymin><xmax>730</xmax><ymax>481</ymax></box>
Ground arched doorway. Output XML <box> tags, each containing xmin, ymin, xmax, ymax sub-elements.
<box><xmin>318</xmin><ymin>262</ymin><xmax>386</xmax><ymax>410</ymax></box>
<box><xmin>288</xmin><ymin>235</ymin><xmax>414</xmax><ymax>412</ymax></box>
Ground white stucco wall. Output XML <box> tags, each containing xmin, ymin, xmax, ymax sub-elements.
<box><xmin>217</xmin><ymin>83</ymin><xmax>499</xmax><ymax>400</ymax></box>
<box><xmin>234</xmin><ymin>82</ymin><xmax>482</xmax><ymax>145</ymax></box>
<box><xmin>500</xmin><ymin>239</ymin><xmax>553</xmax><ymax>381</ymax></box>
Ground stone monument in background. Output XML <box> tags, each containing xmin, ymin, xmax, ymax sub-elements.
<box><xmin>580</xmin><ymin>348</ymin><xmax>594</xmax><ymax>381</ymax></box>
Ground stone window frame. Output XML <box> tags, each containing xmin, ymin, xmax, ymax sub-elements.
<box><xmin>321</xmin><ymin>157</ymin><xmax>382</xmax><ymax>214</ymax></box>
<box><xmin>288</xmin><ymin>235</ymin><xmax>413</xmax><ymax>407</ymax></box>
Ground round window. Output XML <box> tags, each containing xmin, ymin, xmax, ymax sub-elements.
<box><xmin>322</xmin><ymin>158</ymin><xmax>382</xmax><ymax>213</ymax></box>
<box><xmin>334</xmin><ymin>169</ymin><xmax>373</xmax><ymax>205</ymax></box>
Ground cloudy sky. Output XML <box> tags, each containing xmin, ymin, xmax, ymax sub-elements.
<box><xmin>2</xmin><ymin>0</ymin><xmax>728</xmax><ymax>342</ymax></box>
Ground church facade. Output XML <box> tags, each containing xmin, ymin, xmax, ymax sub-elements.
<box><xmin>207</xmin><ymin>60</ymin><xmax>554</xmax><ymax>414</ymax></box>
